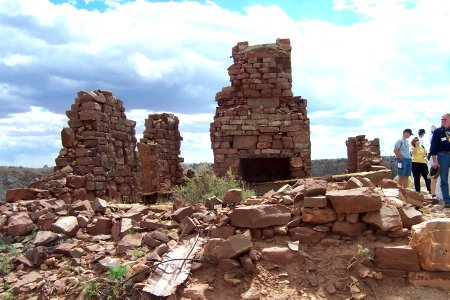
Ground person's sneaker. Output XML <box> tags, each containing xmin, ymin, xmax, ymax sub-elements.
<box><xmin>444</xmin><ymin>203</ymin><xmax>450</xmax><ymax>209</ymax></box>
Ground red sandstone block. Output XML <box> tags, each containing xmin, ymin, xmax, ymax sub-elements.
<box><xmin>61</xmin><ymin>128</ymin><xmax>75</xmax><ymax>148</ymax></box>
<box><xmin>66</xmin><ymin>175</ymin><xmax>86</xmax><ymax>188</ymax></box>
<box><xmin>233</xmin><ymin>136</ymin><xmax>257</xmax><ymax>149</ymax></box>
<box><xmin>256</xmin><ymin>142</ymin><xmax>271</xmax><ymax>149</ymax></box>
<box><xmin>276</xmin><ymin>82</ymin><xmax>291</xmax><ymax>90</ymax></box>
<box><xmin>282</xmin><ymin>90</ymin><xmax>293</xmax><ymax>97</ymax></box>
<box><xmin>5</xmin><ymin>188</ymin><xmax>37</xmax><ymax>202</ymax></box>
<box><xmin>259</xmin><ymin>126</ymin><xmax>279</xmax><ymax>133</ymax></box>
<box><xmin>65</xmin><ymin>110</ymin><xmax>78</xmax><ymax>119</ymax></box>
<box><xmin>374</xmin><ymin>246</ymin><xmax>420</xmax><ymax>271</ymax></box>
<box><xmin>55</xmin><ymin>157</ymin><xmax>72</xmax><ymax>167</ymax></box>
<box><xmin>79</xmin><ymin>110</ymin><xmax>100</xmax><ymax>120</ymax></box>
<box><xmin>81</xmin><ymin>102</ymin><xmax>101</xmax><ymax>110</ymax></box>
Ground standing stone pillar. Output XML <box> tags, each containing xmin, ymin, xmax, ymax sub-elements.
<box><xmin>55</xmin><ymin>90</ymin><xmax>141</xmax><ymax>203</ymax></box>
<box><xmin>138</xmin><ymin>113</ymin><xmax>184</xmax><ymax>195</ymax></box>
<box><xmin>346</xmin><ymin>135</ymin><xmax>383</xmax><ymax>173</ymax></box>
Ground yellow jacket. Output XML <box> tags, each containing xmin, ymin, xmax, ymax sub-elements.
<box><xmin>411</xmin><ymin>144</ymin><xmax>428</xmax><ymax>163</ymax></box>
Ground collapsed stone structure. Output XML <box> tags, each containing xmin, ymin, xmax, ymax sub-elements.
<box><xmin>7</xmin><ymin>91</ymin><xmax>142</xmax><ymax>204</ymax></box>
<box><xmin>137</xmin><ymin>113</ymin><xmax>184</xmax><ymax>196</ymax></box>
<box><xmin>346</xmin><ymin>135</ymin><xmax>384</xmax><ymax>173</ymax></box>
<box><xmin>1</xmin><ymin>169</ymin><xmax>449</xmax><ymax>299</ymax></box>
<box><xmin>210</xmin><ymin>39</ymin><xmax>311</xmax><ymax>183</ymax></box>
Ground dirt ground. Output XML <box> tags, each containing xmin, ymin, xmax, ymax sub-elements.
<box><xmin>181</xmin><ymin>204</ymin><xmax>450</xmax><ymax>300</ymax></box>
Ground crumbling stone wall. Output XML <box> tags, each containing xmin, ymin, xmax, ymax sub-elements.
<box><xmin>138</xmin><ymin>113</ymin><xmax>184</xmax><ymax>194</ymax></box>
<box><xmin>346</xmin><ymin>135</ymin><xmax>383</xmax><ymax>173</ymax></box>
<box><xmin>51</xmin><ymin>90</ymin><xmax>141</xmax><ymax>203</ymax></box>
<box><xmin>210</xmin><ymin>39</ymin><xmax>311</xmax><ymax>182</ymax></box>
<box><xmin>312</xmin><ymin>157</ymin><xmax>397</xmax><ymax>178</ymax></box>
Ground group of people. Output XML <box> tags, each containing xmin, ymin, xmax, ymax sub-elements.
<box><xmin>394</xmin><ymin>113</ymin><xmax>450</xmax><ymax>208</ymax></box>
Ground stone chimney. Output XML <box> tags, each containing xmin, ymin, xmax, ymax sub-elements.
<box><xmin>210</xmin><ymin>39</ymin><xmax>311</xmax><ymax>182</ymax></box>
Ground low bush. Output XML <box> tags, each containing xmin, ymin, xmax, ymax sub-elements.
<box><xmin>0</xmin><ymin>241</ymin><xmax>17</xmax><ymax>276</ymax></box>
<box><xmin>175</xmin><ymin>169</ymin><xmax>255</xmax><ymax>204</ymax></box>
<box><xmin>106</xmin><ymin>265</ymin><xmax>128</xmax><ymax>282</ymax></box>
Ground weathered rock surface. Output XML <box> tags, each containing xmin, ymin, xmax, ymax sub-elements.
<box><xmin>410</xmin><ymin>218</ymin><xmax>450</xmax><ymax>271</ymax></box>
<box><xmin>223</xmin><ymin>189</ymin><xmax>242</xmax><ymax>205</ymax></box>
<box><xmin>289</xmin><ymin>227</ymin><xmax>325</xmax><ymax>246</ymax></box>
<box><xmin>399</xmin><ymin>206</ymin><xmax>423</xmax><ymax>229</ymax></box>
<box><xmin>362</xmin><ymin>204</ymin><xmax>403</xmax><ymax>232</ymax></box>
<box><xmin>301</xmin><ymin>207</ymin><xmax>337</xmax><ymax>224</ymax></box>
<box><xmin>303</xmin><ymin>195</ymin><xmax>328</xmax><ymax>208</ymax></box>
<box><xmin>116</xmin><ymin>233</ymin><xmax>144</xmax><ymax>255</ymax></box>
<box><xmin>51</xmin><ymin>216</ymin><xmax>79</xmax><ymax>237</ymax></box>
<box><xmin>229</xmin><ymin>205</ymin><xmax>291</xmax><ymax>228</ymax></box>
<box><xmin>374</xmin><ymin>246</ymin><xmax>420</xmax><ymax>271</ymax></box>
<box><xmin>331</xmin><ymin>222</ymin><xmax>366</xmax><ymax>237</ymax></box>
<box><xmin>261</xmin><ymin>246</ymin><xmax>299</xmax><ymax>263</ymax></box>
<box><xmin>210</xmin><ymin>235</ymin><xmax>253</xmax><ymax>260</ymax></box>
<box><xmin>6</xmin><ymin>212</ymin><xmax>34</xmax><ymax>236</ymax></box>
<box><xmin>326</xmin><ymin>187</ymin><xmax>382</xmax><ymax>213</ymax></box>
<box><xmin>33</xmin><ymin>231</ymin><xmax>59</xmax><ymax>246</ymax></box>
<box><xmin>304</xmin><ymin>180</ymin><xmax>327</xmax><ymax>196</ymax></box>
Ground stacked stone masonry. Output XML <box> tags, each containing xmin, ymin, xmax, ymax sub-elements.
<box><xmin>138</xmin><ymin>113</ymin><xmax>184</xmax><ymax>194</ymax></box>
<box><xmin>51</xmin><ymin>90</ymin><xmax>141</xmax><ymax>203</ymax></box>
<box><xmin>346</xmin><ymin>135</ymin><xmax>384</xmax><ymax>173</ymax></box>
<box><xmin>210</xmin><ymin>38</ymin><xmax>311</xmax><ymax>182</ymax></box>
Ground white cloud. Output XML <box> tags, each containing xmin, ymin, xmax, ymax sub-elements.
<box><xmin>1</xmin><ymin>54</ymin><xmax>32</xmax><ymax>66</ymax></box>
<box><xmin>0</xmin><ymin>107</ymin><xmax>65</xmax><ymax>143</ymax></box>
<box><xmin>0</xmin><ymin>0</ymin><xmax>449</xmax><ymax>167</ymax></box>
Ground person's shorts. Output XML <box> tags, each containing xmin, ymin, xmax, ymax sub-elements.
<box><xmin>397</xmin><ymin>158</ymin><xmax>412</xmax><ymax>177</ymax></box>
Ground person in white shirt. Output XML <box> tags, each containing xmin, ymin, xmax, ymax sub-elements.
<box><xmin>418</xmin><ymin>128</ymin><xmax>426</xmax><ymax>146</ymax></box>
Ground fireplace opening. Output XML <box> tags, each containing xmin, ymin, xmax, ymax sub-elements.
<box><xmin>239</xmin><ymin>158</ymin><xmax>291</xmax><ymax>183</ymax></box>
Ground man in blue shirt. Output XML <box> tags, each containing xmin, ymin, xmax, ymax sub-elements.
<box><xmin>394</xmin><ymin>129</ymin><xmax>413</xmax><ymax>188</ymax></box>
<box><xmin>430</xmin><ymin>113</ymin><xmax>450</xmax><ymax>208</ymax></box>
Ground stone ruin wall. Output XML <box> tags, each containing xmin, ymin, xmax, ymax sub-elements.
<box><xmin>32</xmin><ymin>90</ymin><xmax>141</xmax><ymax>203</ymax></box>
<box><xmin>137</xmin><ymin>113</ymin><xmax>184</xmax><ymax>195</ymax></box>
<box><xmin>312</xmin><ymin>157</ymin><xmax>397</xmax><ymax>178</ymax></box>
<box><xmin>210</xmin><ymin>39</ymin><xmax>311</xmax><ymax>182</ymax></box>
<box><xmin>346</xmin><ymin>135</ymin><xmax>384</xmax><ymax>173</ymax></box>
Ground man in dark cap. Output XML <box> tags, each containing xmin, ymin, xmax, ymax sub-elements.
<box><xmin>394</xmin><ymin>129</ymin><xmax>413</xmax><ymax>188</ymax></box>
<box><xmin>430</xmin><ymin>113</ymin><xmax>450</xmax><ymax>208</ymax></box>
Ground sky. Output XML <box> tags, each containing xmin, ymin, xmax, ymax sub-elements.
<box><xmin>0</xmin><ymin>0</ymin><xmax>449</xmax><ymax>167</ymax></box>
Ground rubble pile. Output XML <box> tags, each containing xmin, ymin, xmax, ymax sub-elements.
<box><xmin>210</xmin><ymin>39</ymin><xmax>311</xmax><ymax>182</ymax></box>
<box><xmin>6</xmin><ymin>90</ymin><xmax>141</xmax><ymax>204</ymax></box>
<box><xmin>137</xmin><ymin>113</ymin><xmax>184</xmax><ymax>195</ymax></box>
<box><xmin>1</xmin><ymin>170</ymin><xmax>449</xmax><ymax>299</ymax></box>
<box><xmin>346</xmin><ymin>135</ymin><xmax>384</xmax><ymax>173</ymax></box>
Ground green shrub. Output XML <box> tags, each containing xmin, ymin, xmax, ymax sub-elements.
<box><xmin>0</xmin><ymin>242</ymin><xmax>16</xmax><ymax>276</ymax></box>
<box><xmin>83</xmin><ymin>282</ymin><xmax>97</xmax><ymax>299</ymax></box>
<box><xmin>175</xmin><ymin>169</ymin><xmax>255</xmax><ymax>204</ymax></box>
<box><xmin>0</xmin><ymin>240</ymin><xmax>7</xmax><ymax>252</ymax></box>
<box><xmin>2</xmin><ymin>290</ymin><xmax>14</xmax><ymax>300</ymax></box>
<box><xmin>0</xmin><ymin>259</ymin><xmax>11</xmax><ymax>276</ymax></box>
<box><xmin>106</xmin><ymin>265</ymin><xmax>128</xmax><ymax>282</ymax></box>
<box><xmin>348</xmin><ymin>244</ymin><xmax>373</xmax><ymax>270</ymax></box>
<box><xmin>131</xmin><ymin>248</ymin><xmax>145</xmax><ymax>258</ymax></box>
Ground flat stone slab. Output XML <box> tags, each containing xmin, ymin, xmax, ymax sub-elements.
<box><xmin>326</xmin><ymin>187</ymin><xmax>382</xmax><ymax>214</ymax></box>
<box><xmin>408</xmin><ymin>271</ymin><xmax>450</xmax><ymax>290</ymax></box>
<box><xmin>229</xmin><ymin>204</ymin><xmax>291</xmax><ymax>228</ymax></box>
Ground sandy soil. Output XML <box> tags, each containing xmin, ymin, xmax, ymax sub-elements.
<box><xmin>181</xmin><ymin>203</ymin><xmax>450</xmax><ymax>300</ymax></box>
